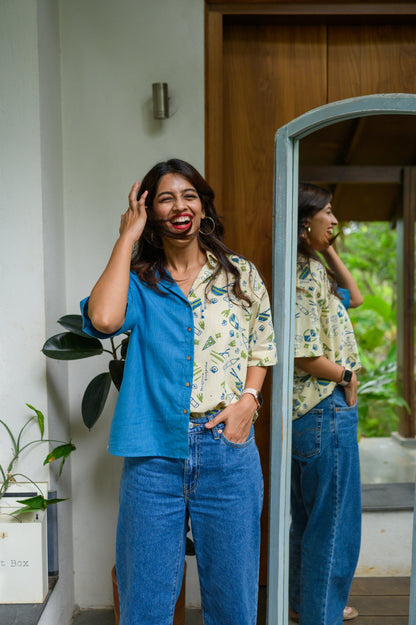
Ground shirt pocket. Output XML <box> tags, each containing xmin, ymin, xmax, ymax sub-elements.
<box><xmin>292</xmin><ymin>408</ymin><xmax>323</xmax><ymax>460</ymax></box>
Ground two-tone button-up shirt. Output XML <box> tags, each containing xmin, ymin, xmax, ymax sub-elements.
<box><xmin>81</xmin><ymin>252</ymin><xmax>276</xmax><ymax>458</ymax></box>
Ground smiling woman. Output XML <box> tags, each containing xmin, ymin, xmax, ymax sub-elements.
<box><xmin>79</xmin><ymin>158</ymin><xmax>277</xmax><ymax>625</ymax></box>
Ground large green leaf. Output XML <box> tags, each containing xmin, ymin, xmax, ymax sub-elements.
<box><xmin>42</xmin><ymin>332</ymin><xmax>103</xmax><ymax>360</ymax></box>
<box><xmin>109</xmin><ymin>359</ymin><xmax>125</xmax><ymax>391</ymax></box>
<box><xmin>82</xmin><ymin>372</ymin><xmax>112</xmax><ymax>429</ymax></box>
<box><xmin>120</xmin><ymin>335</ymin><xmax>130</xmax><ymax>360</ymax></box>
<box><xmin>58</xmin><ymin>314</ymin><xmax>91</xmax><ymax>337</ymax></box>
<box><xmin>360</xmin><ymin>295</ymin><xmax>392</xmax><ymax>323</ymax></box>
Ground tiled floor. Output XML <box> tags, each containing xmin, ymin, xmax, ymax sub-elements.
<box><xmin>359</xmin><ymin>435</ymin><xmax>416</xmax><ymax>485</ymax></box>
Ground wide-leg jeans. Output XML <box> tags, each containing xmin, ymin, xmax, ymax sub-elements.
<box><xmin>289</xmin><ymin>386</ymin><xmax>361</xmax><ymax>625</ymax></box>
<box><xmin>116</xmin><ymin>416</ymin><xmax>263</xmax><ymax>625</ymax></box>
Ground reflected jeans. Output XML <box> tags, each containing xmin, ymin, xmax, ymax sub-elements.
<box><xmin>116</xmin><ymin>416</ymin><xmax>263</xmax><ymax>625</ymax></box>
<box><xmin>289</xmin><ymin>386</ymin><xmax>361</xmax><ymax>625</ymax></box>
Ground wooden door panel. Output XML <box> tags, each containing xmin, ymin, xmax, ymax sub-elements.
<box><xmin>222</xmin><ymin>23</ymin><xmax>327</xmax><ymax>584</ymax></box>
<box><xmin>223</xmin><ymin>23</ymin><xmax>326</xmax><ymax>275</ymax></box>
<box><xmin>328</xmin><ymin>25</ymin><xmax>416</xmax><ymax>101</ymax></box>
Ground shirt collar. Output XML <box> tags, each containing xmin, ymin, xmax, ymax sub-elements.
<box><xmin>206</xmin><ymin>250</ymin><xmax>218</xmax><ymax>269</ymax></box>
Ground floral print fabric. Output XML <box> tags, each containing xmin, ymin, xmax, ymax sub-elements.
<box><xmin>293</xmin><ymin>258</ymin><xmax>360</xmax><ymax>420</ymax></box>
<box><xmin>189</xmin><ymin>252</ymin><xmax>277</xmax><ymax>415</ymax></box>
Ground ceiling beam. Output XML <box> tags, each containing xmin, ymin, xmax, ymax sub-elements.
<box><xmin>299</xmin><ymin>165</ymin><xmax>402</xmax><ymax>183</ymax></box>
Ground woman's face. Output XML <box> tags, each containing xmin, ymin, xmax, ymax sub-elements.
<box><xmin>306</xmin><ymin>202</ymin><xmax>338</xmax><ymax>251</ymax></box>
<box><xmin>152</xmin><ymin>173</ymin><xmax>204</xmax><ymax>238</ymax></box>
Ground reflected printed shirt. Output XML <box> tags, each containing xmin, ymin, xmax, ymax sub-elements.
<box><xmin>189</xmin><ymin>252</ymin><xmax>277</xmax><ymax>415</ymax></box>
<box><xmin>293</xmin><ymin>257</ymin><xmax>360</xmax><ymax>420</ymax></box>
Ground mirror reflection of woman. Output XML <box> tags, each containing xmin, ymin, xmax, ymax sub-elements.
<box><xmin>80</xmin><ymin>159</ymin><xmax>277</xmax><ymax>625</ymax></box>
<box><xmin>289</xmin><ymin>183</ymin><xmax>363</xmax><ymax>625</ymax></box>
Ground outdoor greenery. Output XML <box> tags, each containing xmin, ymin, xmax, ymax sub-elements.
<box><xmin>336</xmin><ymin>221</ymin><xmax>413</xmax><ymax>437</ymax></box>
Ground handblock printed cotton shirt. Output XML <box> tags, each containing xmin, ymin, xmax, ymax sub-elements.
<box><xmin>189</xmin><ymin>252</ymin><xmax>277</xmax><ymax>415</ymax></box>
<box><xmin>293</xmin><ymin>257</ymin><xmax>360</xmax><ymax>420</ymax></box>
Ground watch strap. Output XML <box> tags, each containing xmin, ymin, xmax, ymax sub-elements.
<box><xmin>339</xmin><ymin>368</ymin><xmax>353</xmax><ymax>387</ymax></box>
<box><xmin>241</xmin><ymin>388</ymin><xmax>262</xmax><ymax>408</ymax></box>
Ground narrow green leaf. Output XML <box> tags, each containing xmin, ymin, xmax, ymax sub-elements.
<box><xmin>42</xmin><ymin>332</ymin><xmax>103</xmax><ymax>360</ymax></box>
<box><xmin>58</xmin><ymin>314</ymin><xmax>91</xmax><ymax>337</ymax></box>
<box><xmin>0</xmin><ymin>419</ymin><xmax>18</xmax><ymax>454</ymax></box>
<box><xmin>16</xmin><ymin>495</ymin><xmax>46</xmax><ymax>510</ymax></box>
<box><xmin>13</xmin><ymin>495</ymin><xmax>68</xmax><ymax>516</ymax></box>
<box><xmin>43</xmin><ymin>442</ymin><xmax>76</xmax><ymax>468</ymax></box>
<box><xmin>82</xmin><ymin>372</ymin><xmax>112</xmax><ymax>429</ymax></box>
<box><xmin>43</xmin><ymin>497</ymin><xmax>68</xmax><ymax>506</ymax></box>
<box><xmin>26</xmin><ymin>404</ymin><xmax>45</xmax><ymax>438</ymax></box>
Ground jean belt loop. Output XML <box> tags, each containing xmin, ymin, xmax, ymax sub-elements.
<box><xmin>210</xmin><ymin>423</ymin><xmax>221</xmax><ymax>440</ymax></box>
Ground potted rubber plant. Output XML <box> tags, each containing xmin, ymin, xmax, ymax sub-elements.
<box><xmin>0</xmin><ymin>403</ymin><xmax>75</xmax><ymax>603</ymax></box>
<box><xmin>41</xmin><ymin>314</ymin><xmax>129</xmax><ymax>429</ymax></box>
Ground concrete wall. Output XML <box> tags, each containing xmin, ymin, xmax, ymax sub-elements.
<box><xmin>0</xmin><ymin>0</ymin><xmax>49</xmax><ymax>484</ymax></box>
<box><xmin>59</xmin><ymin>0</ymin><xmax>204</xmax><ymax>612</ymax></box>
<box><xmin>0</xmin><ymin>1</ymin><xmax>75</xmax><ymax>623</ymax></box>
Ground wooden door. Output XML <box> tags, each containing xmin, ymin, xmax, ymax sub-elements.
<box><xmin>222</xmin><ymin>23</ymin><xmax>327</xmax><ymax>580</ymax></box>
<box><xmin>206</xmin><ymin>6</ymin><xmax>416</xmax><ymax>585</ymax></box>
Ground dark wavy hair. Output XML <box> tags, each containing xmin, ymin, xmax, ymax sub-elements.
<box><xmin>131</xmin><ymin>158</ymin><xmax>251</xmax><ymax>306</ymax></box>
<box><xmin>298</xmin><ymin>182</ymin><xmax>339</xmax><ymax>294</ymax></box>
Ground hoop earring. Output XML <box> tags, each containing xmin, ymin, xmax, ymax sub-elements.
<box><xmin>199</xmin><ymin>216</ymin><xmax>215</xmax><ymax>236</ymax></box>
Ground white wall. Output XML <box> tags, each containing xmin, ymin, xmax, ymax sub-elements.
<box><xmin>0</xmin><ymin>0</ymin><xmax>49</xmax><ymax>482</ymax></box>
<box><xmin>0</xmin><ymin>0</ymin><xmax>204</xmax><ymax>619</ymax></box>
<box><xmin>0</xmin><ymin>1</ymin><xmax>75</xmax><ymax>624</ymax></box>
<box><xmin>59</xmin><ymin>0</ymin><xmax>205</xmax><ymax>609</ymax></box>
<box><xmin>37</xmin><ymin>0</ymin><xmax>75</xmax><ymax>623</ymax></box>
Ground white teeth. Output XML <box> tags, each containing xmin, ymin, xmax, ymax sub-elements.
<box><xmin>172</xmin><ymin>216</ymin><xmax>191</xmax><ymax>224</ymax></box>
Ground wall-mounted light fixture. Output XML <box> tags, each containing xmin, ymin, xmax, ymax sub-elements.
<box><xmin>152</xmin><ymin>82</ymin><xmax>169</xmax><ymax>119</ymax></box>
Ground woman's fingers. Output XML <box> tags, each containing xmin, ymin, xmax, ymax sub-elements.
<box><xmin>119</xmin><ymin>185</ymin><xmax>148</xmax><ymax>240</ymax></box>
<box><xmin>128</xmin><ymin>181</ymin><xmax>140</xmax><ymax>209</ymax></box>
<box><xmin>205</xmin><ymin>401</ymin><xmax>255</xmax><ymax>443</ymax></box>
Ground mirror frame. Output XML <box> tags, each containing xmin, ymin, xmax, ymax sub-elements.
<box><xmin>268</xmin><ymin>93</ymin><xmax>416</xmax><ymax>625</ymax></box>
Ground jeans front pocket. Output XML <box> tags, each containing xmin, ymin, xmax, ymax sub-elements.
<box><xmin>292</xmin><ymin>408</ymin><xmax>323</xmax><ymax>460</ymax></box>
<box><xmin>219</xmin><ymin>424</ymin><xmax>255</xmax><ymax>449</ymax></box>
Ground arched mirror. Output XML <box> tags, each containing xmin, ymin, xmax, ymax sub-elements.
<box><xmin>268</xmin><ymin>94</ymin><xmax>416</xmax><ymax>625</ymax></box>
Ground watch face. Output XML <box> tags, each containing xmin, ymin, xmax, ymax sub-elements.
<box><xmin>257</xmin><ymin>391</ymin><xmax>263</xmax><ymax>408</ymax></box>
<box><xmin>343</xmin><ymin>369</ymin><xmax>353</xmax><ymax>383</ymax></box>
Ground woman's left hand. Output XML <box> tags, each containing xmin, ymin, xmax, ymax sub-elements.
<box><xmin>205</xmin><ymin>395</ymin><xmax>257</xmax><ymax>443</ymax></box>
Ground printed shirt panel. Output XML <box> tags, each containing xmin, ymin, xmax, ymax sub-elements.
<box><xmin>189</xmin><ymin>252</ymin><xmax>277</xmax><ymax>415</ymax></box>
<box><xmin>293</xmin><ymin>258</ymin><xmax>360</xmax><ymax>420</ymax></box>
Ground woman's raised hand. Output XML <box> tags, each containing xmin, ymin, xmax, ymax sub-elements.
<box><xmin>119</xmin><ymin>182</ymin><xmax>148</xmax><ymax>243</ymax></box>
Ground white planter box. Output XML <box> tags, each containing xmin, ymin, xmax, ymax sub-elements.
<box><xmin>0</xmin><ymin>483</ymin><xmax>49</xmax><ymax>603</ymax></box>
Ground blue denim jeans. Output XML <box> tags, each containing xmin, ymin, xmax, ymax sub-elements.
<box><xmin>116</xmin><ymin>416</ymin><xmax>263</xmax><ymax>625</ymax></box>
<box><xmin>289</xmin><ymin>386</ymin><xmax>361</xmax><ymax>625</ymax></box>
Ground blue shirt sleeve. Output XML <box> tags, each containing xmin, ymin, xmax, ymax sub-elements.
<box><xmin>80</xmin><ymin>273</ymin><xmax>138</xmax><ymax>338</ymax></box>
<box><xmin>337</xmin><ymin>286</ymin><xmax>350</xmax><ymax>310</ymax></box>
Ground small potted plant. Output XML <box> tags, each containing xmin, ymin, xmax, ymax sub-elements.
<box><xmin>0</xmin><ymin>403</ymin><xmax>75</xmax><ymax>603</ymax></box>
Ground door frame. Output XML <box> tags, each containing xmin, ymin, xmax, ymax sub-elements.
<box><xmin>269</xmin><ymin>93</ymin><xmax>416</xmax><ymax>625</ymax></box>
